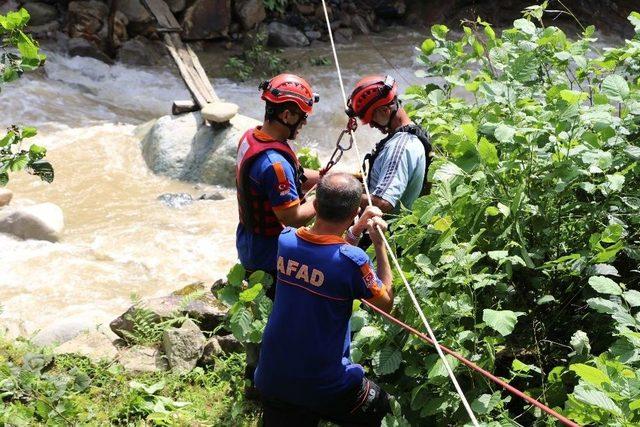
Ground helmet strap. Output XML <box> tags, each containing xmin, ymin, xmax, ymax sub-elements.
<box><xmin>275</xmin><ymin>115</ymin><xmax>304</xmax><ymax>140</ymax></box>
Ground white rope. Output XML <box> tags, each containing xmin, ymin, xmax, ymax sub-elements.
<box><xmin>319</xmin><ymin>2</ymin><xmax>479</xmax><ymax>425</ymax></box>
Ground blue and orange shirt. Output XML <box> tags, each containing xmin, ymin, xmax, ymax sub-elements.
<box><xmin>254</xmin><ymin>227</ymin><xmax>386</xmax><ymax>408</ymax></box>
<box><xmin>236</xmin><ymin>129</ymin><xmax>300</xmax><ymax>272</ymax></box>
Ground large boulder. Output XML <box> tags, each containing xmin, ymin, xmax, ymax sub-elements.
<box><xmin>68</xmin><ymin>36</ymin><xmax>113</xmax><ymax>63</ymax></box>
<box><xmin>141</xmin><ymin>112</ymin><xmax>259</xmax><ymax>188</ymax></box>
<box><xmin>117</xmin><ymin>0</ymin><xmax>152</xmax><ymax>24</ymax></box>
<box><xmin>234</xmin><ymin>0</ymin><xmax>266</xmax><ymax>30</ymax></box>
<box><xmin>166</xmin><ymin>0</ymin><xmax>187</xmax><ymax>13</ymax></box>
<box><xmin>215</xmin><ymin>334</ymin><xmax>242</xmax><ymax>354</ymax></box>
<box><xmin>182</xmin><ymin>0</ymin><xmax>231</xmax><ymax>40</ymax></box>
<box><xmin>0</xmin><ymin>188</ymin><xmax>13</xmax><ymax>207</ymax></box>
<box><xmin>67</xmin><ymin>1</ymin><xmax>108</xmax><ymax>40</ymax></box>
<box><xmin>24</xmin><ymin>2</ymin><xmax>59</xmax><ymax>26</ymax></box>
<box><xmin>267</xmin><ymin>22</ymin><xmax>309</xmax><ymax>47</ymax></box>
<box><xmin>53</xmin><ymin>330</ymin><xmax>118</xmax><ymax>362</ymax></box>
<box><xmin>0</xmin><ymin>202</ymin><xmax>64</xmax><ymax>242</ymax></box>
<box><xmin>118</xmin><ymin>345</ymin><xmax>168</xmax><ymax>373</ymax></box>
<box><xmin>198</xmin><ymin>337</ymin><xmax>223</xmax><ymax>367</ymax></box>
<box><xmin>110</xmin><ymin>283</ymin><xmax>228</xmax><ymax>339</ymax></box>
<box><xmin>117</xmin><ymin>35</ymin><xmax>166</xmax><ymax>66</ymax></box>
<box><xmin>162</xmin><ymin>319</ymin><xmax>206</xmax><ymax>373</ymax></box>
<box><xmin>32</xmin><ymin>319</ymin><xmax>87</xmax><ymax>347</ymax></box>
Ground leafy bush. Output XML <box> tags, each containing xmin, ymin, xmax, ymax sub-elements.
<box><xmin>225</xmin><ymin>32</ymin><xmax>287</xmax><ymax>82</ymax></box>
<box><xmin>354</xmin><ymin>6</ymin><xmax>640</xmax><ymax>426</ymax></box>
<box><xmin>221</xmin><ymin>6</ymin><xmax>640</xmax><ymax>426</ymax></box>
<box><xmin>263</xmin><ymin>0</ymin><xmax>290</xmax><ymax>14</ymax></box>
<box><xmin>297</xmin><ymin>146</ymin><xmax>322</xmax><ymax>170</ymax></box>
<box><xmin>0</xmin><ymin>8</ymin><xmax>51</xmax><ymax>186</ymax></box>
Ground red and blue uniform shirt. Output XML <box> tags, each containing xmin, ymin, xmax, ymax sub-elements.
<box><xmin>236</xmin><ymin>129</ymin><xmax>300</xmax><ymax>272</ymax></box>
<box><xmin>254</xmin><ymin>227</ymin><xmax>386</xmax><ymax>408</ymax></box>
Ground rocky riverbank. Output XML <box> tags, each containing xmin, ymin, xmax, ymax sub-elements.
<box><xmin>3</xmin><ymin>1</ymin><xmax>636</xmax><ymax>68</ymax></box>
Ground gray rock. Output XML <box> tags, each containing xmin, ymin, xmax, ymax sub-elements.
<box><xmin>334</xmin><ymin>27</ymin><xmax>353</xmax><ymax>44</ymax></box>
<box><xmin>267</xmin><ymin>22</ymin><xmax>309</xmax><ymax>47</ymax></box>
<box><xmin>157</xmin><ymin>192</ymin><xmax>194</xmax><ymax>208</ymax></box>
<box><xmin>0</xmin><ymin>318</ymin><xmax>27</xmax><ymax>341</ymax></box>
<box><xmin>68</xmin><ymin>37</ymin><xmax>113</xmax><ymax>63</ymax></box>
<box><xmin>182</xmin><ymin>0</ymin><xmax>231</xmax><ymax>40</ymax></box>
<box><xmin>234</xmin><ymin>0</ymin><xmax>266</xmax><ymax>30</ymax></box>
<box><xmin>201</xmin><ymin>102</ymin><xmax>239</xmax><ymax>123</ymax></box>
<box><xmin>53</xmin><ymin>331</ymin><xmax>118</xmax><ymax>362</ymax></box>
<box><xmin>110</xmin><ymin>283</ymin><xmax>228</xmax><ymax>339</ymax></box>
<box><xmin>27</xmin><ymin>20</ymin><xmax>61</xmax><ymax>37</ymax></box>
<box><xmin>305</xmin><ymin>30</ymin><xmax>321</xmax><ymax>41</ymax></box>
<box><xmin>198</xmin><ymin>192</ymin><xmax>224</xmax><ymax>201</ymax></box>
<box><xmin>374</xmin><ymin>0</ymin><xmax>406</xmax><ymax>19</ymax></box>
<box><xmin>24</xmin><ymin>2</ymin><xmax>58</xmax><ymax>26</ymax></box>
<box><xmin>32</xmin><ymin>319</ymin><xmax>87</xmax><ymax>347</ymax></box>
<box><xmin>352</xmin><ymin>15</ymin><xmax>370</xmax><ymax>35</ymax></box>
<box><xmin>117</xmin><ymin>36</ymin><xmax>165</xmax><ymax>66</ymax></box>
<box><xmin>141</xmin><ymin>112</ymin><xmax>260</xmax><ymax>188</ymax></box>
<box><xmin>67</xmin><ymin>1</ymin><xmax>108</xmax><ymax>39</ymax></box>
<box><xmin>198</xmin><ymin>337</ymin><xmax>222</xmax><ymax>367</ymax></box>
<box><xmin>216</xmin><ymin>334</ymin><xmax>243</xmax><ymax>354</ymax></box>
<box><xmin>0</xmin><ymin>188</ymin><xmax>13</xmax><ymax>207</ymax></box>
<box><xmin>0</xmin><ymin>202</ymin><xmax>64</xmax><ymax>242</ymax></box>
<box><xmin>117</xmin><ymin>0</ymin><xmax>152</xmax><ymax>24</ymax></box>
<box><xmin>162</xmin><ymin>319</ymin><xmax>206</xmax><ymax>373</ymax></box>
<box><xmin>0</xmin><ymin>1</ymin><xmax>19</xmax><ymax>15</ymax></box>
<box><xmin>166</xmin><ymin>0</ymin><xmax>187</xmax><ymax>13</ymax></box>
<box><xmin>118</xmin><ymin>345</ymin><xmax>168</xmax><ymax>373</ymax></box>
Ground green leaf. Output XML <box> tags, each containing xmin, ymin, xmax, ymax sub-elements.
<box><xmin>431</xmin><ymin>25</ymin><xmax>449</xmax><ymax>41</ymax></box>
<box><xmin>494</xmin><ymin>124</ymin><xmax>515</xmax><ymax>143</ymax></box>
<box><xmin>537</xmin><ymin>295</ymin><xmax>557</xmax><ymax>305</ymax></box>
<box><xmin>470</xmin><ymin>392</ymin><xmax>502</xmax><ymax>415</ymax></box>
<box><xmin>573</xmin><ymin>385</ymin><xmax>622</xmax><ymax>415</ymax></box>
<box><xmin>586</xmin><ymin>297</ymin><xmax>619</xmax><ymax>314</ymax></box>
<box><xmin>570</xmin><ymin>330</ymin><xmax>591</xmax><ymax>356</ymax></box>
<box><xmin>570</xmin><ymin>364</ymin><xmax>611</xmax><ymax>388</ymax></box>
<box><xmin>239</xmin><ymin>283</ymin><xmax>263</xmax><ymax>302</ymax></box>
<box><xmin>514</xmin><ymin>18</ymin><xmax>536</xmax><ymax>35</ymax></box>
<box><xmin>421</xmin><ymin>39</ymin><xmax>436</xmax><ymax>55</ymax></box>
<box><xmin>21</xmin><ymin>127</ymin><xmax>37</xmax><ymax>138</ymax></box>
<box><xmin>588</xmin><ymin>276</ymin><xmax>622</xmax><ymax>295</ymax></box>
<box><xmin>433</xmin><ymin>162</ymin><xmax>463</xmax><ymax>182</ymax></box>
<box><xmin>628</xmin><ymin>11</ymin><xmax>640</xmax><ymax>33</ymax></box>
<box><xmin>560</xmin><ymin>90</ymin><xmax>588</xmax><ymax>104</ymax></box>
<box><xmin>623</xmin><ymin>290</ymin><xmax>640</xmax><ymax>308</ymax></box>
<box><xmin>484</xmin><ymin>25</ymin><xmax>496</xmax><ymax>41</ymax></box>
<box><xmin>374</xmin><ymin>347</ymin><xmax>402</xmax><ymax>375</ymax></box>
<box><xmin>601</xmin><ymin>223</ymin><xmax>623</xmax><ymax>243</ymax></box>
<box><xmin>478</xmin><ymin>138</ymin><xmax>498</xmax><ymax>166</ymax></box>
<box><xmin>427</xmin><ymin>354</ymin><xmax>459</xmax><ymax>380</ymax></box>
<box><xmin>227</xmin><ymin>264</ymin><xmax>245</xmax><ymax>287</ymax></box>
<box><xmin>230</xmin><ymin>306</ymin><xmax>253</xmax><ymax>340</ymax></box>
<box><xmin>29</xmin><ymin>160</ymin><xmax>54</xmax><ymax>183</ymax></box>
<box><xmin>601</xmin><ymin>75</ymin><xmax>629</xmax><ymax>102</ymax></box>
<box><xmin>483</xmin><ymin>309</ymin><xmax>524</xmax><ymax>336</ymax></box>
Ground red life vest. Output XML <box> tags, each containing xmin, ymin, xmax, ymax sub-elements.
<box><xmin>236</xmin><ymin>128</ymin><xmax>303</xmax><ymax>236</ymax></box>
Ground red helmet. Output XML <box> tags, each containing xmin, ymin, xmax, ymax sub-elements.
<box><xmin>346</xmin><ymin>75</ymin><xmax>397</xmax><ymax>124</ymax></box>
<box><xmin>259</xmin><ymin>74</ymin><xmax>319</xmax><ymax>114</ymax></box>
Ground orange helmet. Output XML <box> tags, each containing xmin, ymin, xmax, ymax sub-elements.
<box><xmin>346</xmin><ymin>75</ymin><xmax>397</xmax><ymax>124</ymax></box>
<box><xmin>259</xmin><ymin>74</ymin><xmax>319</xmax><ymax>114</ymax></box>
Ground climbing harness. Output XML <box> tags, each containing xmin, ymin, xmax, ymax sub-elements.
<box><xmin>319</xmin><ymin>1</ymin><xmax>580</xmax><ymax>426</ymax></box>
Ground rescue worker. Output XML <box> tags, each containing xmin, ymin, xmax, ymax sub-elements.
<box><xmin>235</xmin><ymin>73</ymin><xmax>321</xmax><ymax>399</ymax></box>
<box><xmin>255</xmin><ymin>172</ymin><xmax>393</xmax><ymax>426</ymax></box>
<box><xmin>346</xmin><ymin>75</ymin><xmax>432</xmax><ymax>213</ymax></box>
<box><xmin>236</xmin><ymin>73</ymin><xmax>321</xmax><ymax>292</ymax></box>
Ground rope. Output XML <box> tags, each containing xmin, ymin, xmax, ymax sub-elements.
<box><xmin>318</xmin><ymin>1</ymin><xmax>479</xmax><ymax>425</ymax></box>
<box><xmin>360</xmin><ymin>299</ymin><xmax>580</xmax><ymax>427</ymax></box>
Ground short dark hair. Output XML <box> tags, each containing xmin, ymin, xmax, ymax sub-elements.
<box><xmin>265</xmin><ymin>100</ymin><xmax>299</xmax><ymax>122</ymax></box>
<box><xmin>315</xmin><ymin>172</ymin><xmax>362</xmax><ymax>222</ymax></box>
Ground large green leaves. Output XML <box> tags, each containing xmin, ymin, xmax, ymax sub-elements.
<box><xmin>374</xmin><ymin>347</ymin><xmax>402</xmax><ymax>376</ymax></box>
<box><xmin>601</xmin><ymin>75</ymin><xmax>629</xmax><ymax>102</ymax></box>
<box><xmin>482</xmin><ymin>309</ymin><xmax>525</xmax><ymax>336</ymax></box>
<box><xmin>588</xmin><ymin>276</ymin><xmax>622</xmax><ymax>296</ymax></box>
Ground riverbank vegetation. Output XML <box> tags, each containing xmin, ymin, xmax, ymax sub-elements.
<box><xmin>0</xmin><ymin>9</ymin><xmax>52</xmax><ymax>186</ymax></box>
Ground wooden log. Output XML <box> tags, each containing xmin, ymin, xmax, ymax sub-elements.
<box><xmin>172</xmin><ymin>100</ymin><xmax>198</xmax><ymax>115</ymax></box>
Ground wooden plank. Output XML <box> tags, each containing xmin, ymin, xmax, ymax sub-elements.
<box><xmin>163</xmin><ymin>34</ymin><xmax>208</xmax><ymax>107</ymax></box>
<box><xmin>140</xmin><ymin>0</ymin><xmax>179</xmax><ymax>29</ymax></box>
<box><xmin>140</xmin><ymin>0</ymin><xmax>218</xmax><ymax>110</ymax></box>
<box><xmin>186</xmin><ymin>45</ymin><xmax>218</xmax><ymax>102</ymax></box>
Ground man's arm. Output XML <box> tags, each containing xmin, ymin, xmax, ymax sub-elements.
<box><xmin>364</xmin><ymin>217</ymin><xmax>393</xmax><ymax>313</ymax></box>
<box><xmin>301</xmin><ymin>168</ymin><xmax>320</xmax><ymax>192</ymax></box>
<box><xmin>360</xmin><ymin>195</ymin><xmax>394</xmax><ymax>213</ymax></box>
<box><xmin>273</xmin><ymin>198</ymin><xmax>316</xmax><ymax>228</ymax></box>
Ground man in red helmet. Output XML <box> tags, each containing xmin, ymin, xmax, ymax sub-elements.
<box><xmin>346</xmin><ymin>75</ymin><xmax>432</xmax><ymax>220</ymax></box>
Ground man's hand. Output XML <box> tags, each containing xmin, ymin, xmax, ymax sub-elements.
<box><xmin>352</xmin><ymin>206</ymin><xmax>383</xmax><ymax>237</ymax></box>
<box><xmin>366</xmin><ymin>216</ymin><xmax>388</xmax><ymax>247</ymax></box>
